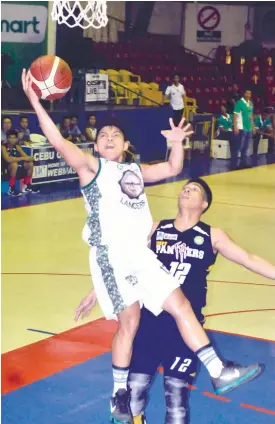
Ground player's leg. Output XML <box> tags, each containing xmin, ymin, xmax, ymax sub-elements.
<box><xmin>110</xmin><ymin>303</ymin><xmax>140</xmax><ymax>424</ymax></box>
<box><xmin>163</xmin><ymin>288</ymin><xmax>263</xmax><ymax>395</ymax></box>
<box><xmin>8</xmin><ymin>162</ymin><xmax>21</xmax><ymax>196</ymax></box>
<box><xmin>89</xmin><ymin>248</ymin><xmax>141</xmax><ymax>424</ymax></box>
<box><xmin>129</xmin><ymin>312</ymin><xmax>161</xmax><ymax>424</ymax></box>
<box><xmin>161</xmin><ymin>322</ymin><xmax>198</xmax><ymax>424</ymax></box>
<box><xmin>22</xmin><ymin>160</ymin><xmax>39</xmax><ymax>193</ymax></box>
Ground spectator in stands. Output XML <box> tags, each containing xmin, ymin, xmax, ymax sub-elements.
<box><xmin>58</xmin><ymin>116</ymin><xmax>72</xmax><ymax>141</ymax></box>
<box><xmin>216</xmin><ymin>104</ymin><xmax>234</xmax><ymax>168</ymax></box>
<box><xmin>217</xmin><ymin>104</ymin><xmax>233</xmax><ymax>137</ymax></box>
<box><xmin>70</xmin><ymin>115</ymin><xmax>85</xmax><ymax>143</ymax></box>
<box><xmin>233</xmin><ymin>89</ymin><xmax>255</xmax><ymax>168</ymax></box>
<box><xmin>1</xmin><ymin>116</ymin><xmax>12</xmax><ymax>144</ymax></box>
<box><xmin>227</xmin><ymin>83</ymin><xmax>240</xmax><ymax>114</ymax></box>
<box><xmin>85</xmin><ymin>114</ymin><xmax>97</xmax><ymax>142</ymax></box>
<box><xmin>164</xmin><ymin>74</ymin><xmax>185</xmax><ymax>126</ymax></box>
<box><xmin>1</xmin><ymin>130</ymin><xmax>39</xmax><ymax>196</ymax></box>
<box><xmin>17</xmin><ymin>115</ymin><xmax>31</xmax><ymax>145</ymax></box>
<box><xmin>253</xmin><ymin>109</ymin><xmax>263</xmax><ymax>156</ymax></box>
<box><xmin>70</xmin><ymin>68</ymin><xmax>85</xmax><ymax>105</ymax></box>
<box><xmin>263</xmin><ymin>112</ymin><xmax>275</xmax><ymax>154</ymax></box>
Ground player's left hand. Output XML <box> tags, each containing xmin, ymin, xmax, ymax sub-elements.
<box><xmin>74</xmin><ymin>290</ymin><xmax>97</xmax><ymax>321</ymax></box>
<box><xmin>161</xmin><ymin>118</ymin><xmax>193</xmax><ymax>142</ymax></box>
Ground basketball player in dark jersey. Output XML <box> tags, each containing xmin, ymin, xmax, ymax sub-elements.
<box><xmin>129</xmin><ymin>177</ymin><xmax>275</xmax><ymax>424</ymax></box>
<box><xmin>1</xmin><ymin>130</ymin><xmax>39</xmax><ymax>196</ymax></box>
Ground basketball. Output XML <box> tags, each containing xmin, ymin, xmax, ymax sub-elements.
<box><xmin>29</xmin><ymin>55</ymin><xmax>72</xmax><ymax>101</ymax></box>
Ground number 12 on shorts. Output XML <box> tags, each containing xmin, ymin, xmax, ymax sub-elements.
<box><xmin>169</xmin><ymin>261</ymin><xmax>191</xmax><ymax>285</ymax></box>
<box><xmin>170</xmin><ymin>357</ymin><xmax>192</xmax><ymax>373</ymax></box>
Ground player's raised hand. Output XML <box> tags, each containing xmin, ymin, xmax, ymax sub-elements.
<box><xmin>161</xmin><ymin>117</ymin><xmax>193</xmax><ymax>142</ymax></box>
<box><xmin>21</xmin><ymin>69</ymin><xmax>39</xmax><ymax>105</ymax></box>
<box><xmin>74</xmin><ymin>290</ymin><xmax>97</xmax><ymax>321</ymax></box>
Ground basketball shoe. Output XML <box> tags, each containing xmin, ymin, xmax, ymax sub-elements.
<box><xmin>110</xmin><ymin>388</ymin><xmax>133</xmax><ymax>424</ymax></box>
<box><xmin>212</xmin><ymin>361</ymin><xmax>264</xmax><ymax>395</ymax></box>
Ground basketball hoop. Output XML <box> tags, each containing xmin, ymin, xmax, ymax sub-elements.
<box><xmin>51</xmin><ymin>0</ymin><xmax>108</xmax><ymax>29</ymax></box>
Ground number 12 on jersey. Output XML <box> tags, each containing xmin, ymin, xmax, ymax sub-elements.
<box><xmin>170</xmin><ymin>357</ymin><xmax>192</xmax><ymax>373</ymax></box>
<box><xmin>169</xmin><ymin>261</ymin><xmax>191</xmax><ymax>284</ymax></box>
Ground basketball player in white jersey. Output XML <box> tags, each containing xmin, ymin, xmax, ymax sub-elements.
<box><xmin>22</xmin><ymin>70</ymin><xmax>263</xmax><ymax>424</ymax></box>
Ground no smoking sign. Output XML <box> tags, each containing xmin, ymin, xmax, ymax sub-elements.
<box><xmin>198</xmin><ymin>6</ymin><xmax>220</xmax><ymax>31</ymax></box>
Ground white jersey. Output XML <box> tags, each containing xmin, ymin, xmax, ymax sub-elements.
<box><xmin>81</xmin><ymin>158</ymin><xmax>153</xmax><ymax>252</ymax></box>
<box><xmin>165</xmin><ymin>83</ymin><xmax>185</xmax><ymax>110</ymax></box>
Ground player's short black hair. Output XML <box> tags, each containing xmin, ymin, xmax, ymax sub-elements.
<box><xmin>88</xmin><ymin>113</ymin><xmax>96</xmax><ymax>119</ymax></box>
<box><xmin>173</xmin><ymin>73</ymin><xmax>180</xmax><ymax>79</ymax></box>
<box><xmin>6</xmin><ymin>130</ymin><xmax>18</xmax><ymax>137</ymax></box>
<box><xmin>19</xmin><ymin>115</ymin><xmax>28</xmax><ymax>121</ymax></box>
<box><xmin>96</xmin><ymin>117</ymin><xmax>127</xmax><ymax>142</ymax></box>
<box><xmin>2</xmin><ymin>115</ymin><xmax>12</xmax><ymax>123</ymax></box>
<box><xmin>70</xmin><ymin>115</ymin><xmax>78</xmax><ymax>119</ymax></box>
<box><xmin>187</xmin><ymin>177</ymin><xmax>213</xmax><ymax>213</ymax></box>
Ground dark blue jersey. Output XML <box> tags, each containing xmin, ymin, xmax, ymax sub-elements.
<box><xmin>6</xmin><ymin>145</ymin><xmax>21</xmax><ymax>158</ymax></box>
<box><xmin>151</xmin><ymin>219</ymin><xmax>217</xmax><ymax>323</ymax></box>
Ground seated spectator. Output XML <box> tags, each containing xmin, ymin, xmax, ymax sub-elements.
<box><xmin>1</xmin><ymin>116</ymin><xmax>12</xmax><ymax>144</ymax></box>
<box><xmin>216</xmin><ymin>104</ymin><xmax>233</xmax><ymax>139</ymax></box>
<box><xmin>263</xmin><ymin>113</ymin><xmax>275</xmax><ymax>154</ymax></box>
<box><xmin>85</xmin><ymin>114</ymin><xmax>97</xmax><ymax>142</ymax></box>
<box><xmin>17</xmin><ymin>115</ymin><xmax>32</xmax><ymax>145</ymax></box>
<box><xmin>1</xmin><ymin>130</ymin><xmax>39</xmax><ymax>196</ymax></box>
<box><xmin>58</xmin><ymin>116</ymin><xmax>72</xmax><ymax>141</ymax></box>
<box><xmin>253</xmin><ymin>109</ymin><xmax>263</xmax><ymax>155</ymax></box>
<box><xmin>70</xmin><ymin>115</ymin><xmax>85</xmax><ymax>143</ymax></box>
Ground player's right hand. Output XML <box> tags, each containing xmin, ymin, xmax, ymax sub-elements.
<box><xmin>74</xmin><ymin>290</ymin><xmax>97</xmax><ymax>321</ymax></box>
<box><xmin>234</xmin><ymin>128</ymin><xmax>239</xmax><ymax>136</ymax></box>
<box><xmin>21</xmin><ymin>69</ymin><xmax>39</xmax><ymax>105</ymax></box>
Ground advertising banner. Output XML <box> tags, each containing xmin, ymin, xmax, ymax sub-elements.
<box><xmin>85</xmin><ymin>73</ymin><xmax>109</xmax><ymax>102</ymax></box>
<box><xmin>22</xmin><ymin>143</ymin><xmax>94</xmax><ymax>184</ymax></box>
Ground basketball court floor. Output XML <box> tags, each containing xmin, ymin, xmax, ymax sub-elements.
<box><xmin>2</xmin><ymin>164</ymin><xmax>275</xmax><ymax>423</ymax></box>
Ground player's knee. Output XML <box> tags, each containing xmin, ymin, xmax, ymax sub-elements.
<box><xmin>128</xmin><ymin>373</ymin><xmax>151</xmax><ymax>417</ymax></box>
<box><xmin>25</xmin><ymin>161</ymin><xmax>33</xmax><ymax>169</ymax></box>
<box><xmin>9</xmin><ymin>162</ymin><xmax>18</xmax><ymax>170</ymax></box>
<box><xmin>169</xmin><ymin>296</ymin><xmax>192</xmax><ymax>319</ymax></box>
<box><xmin>118</xmin><ymin>311</ymin><xmax>140</xmax><ymax>339</ymax></box>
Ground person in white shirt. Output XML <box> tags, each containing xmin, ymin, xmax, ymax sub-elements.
<box><xmin>165</xmin><ymin>74</ymin><xmax>185</xmax><ymax>126</ymax></box>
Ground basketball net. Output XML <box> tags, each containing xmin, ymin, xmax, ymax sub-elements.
<box><xmin>51</xmin><ymin>0</ymin><xmax>108</xmax><ymax>29</ymax></box>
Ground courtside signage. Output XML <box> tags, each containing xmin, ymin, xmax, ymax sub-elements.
<box><xmin>1</xmin><ymin>4</ymin><xmax>48</xmax><ymax>43</ymax></box>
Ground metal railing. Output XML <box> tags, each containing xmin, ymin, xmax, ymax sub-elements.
<box><xmin>109</xmin><ymin>78</ymin><xmax>162</xmax><ymax>107</ymax></box>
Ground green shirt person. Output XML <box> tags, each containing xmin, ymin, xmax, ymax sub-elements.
<box><xmin>254</xmin><ymin>113</ymin><xmax>263</xmax><ymax>131</ymax></box>
<box><xmin>217</xmin><ymin>105</ymin><xmax>233</xmax><ymax>137</ymax></box>
<box><xmin>233</xmin><ymin>89</ymin><xmax>255</xmax><ymax>134</ymax></box>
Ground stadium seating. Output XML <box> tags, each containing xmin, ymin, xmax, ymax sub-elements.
<box><xmin>94</xmin><ymin>40</ymin><xmax>275</xmax><ymax>113</ymax></box>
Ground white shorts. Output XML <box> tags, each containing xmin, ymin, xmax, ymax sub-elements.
<box><xmin>89</xmin><ymin>245</ymin><xmax>180</xmax><ymax>320</ymax></box>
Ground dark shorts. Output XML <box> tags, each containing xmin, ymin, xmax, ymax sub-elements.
<box><xmin>130</xmin><ymin>310</ymin><xmax>199</xmax><ymax>384</ymax></box>
<box><xmin>16</xmin><ymin>162</ymin><xmax>27</xmax><ymax>179</ymax></box>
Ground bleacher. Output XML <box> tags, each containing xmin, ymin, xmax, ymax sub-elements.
<box><xmin>93</xmin><ymin>39</ymin><xmax>275</xmax><ymax>114</ymax></box>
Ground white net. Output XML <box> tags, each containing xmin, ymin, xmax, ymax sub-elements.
<box><xmin>51</xmin><ymin>0</ymin><xmax>108</xmax><ymax>29</ymax></box>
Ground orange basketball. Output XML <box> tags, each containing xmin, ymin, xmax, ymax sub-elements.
<box><xmin>29</xmin><ymin>55</ymin><xmax>73</xmax><ymax>101</ymax></box>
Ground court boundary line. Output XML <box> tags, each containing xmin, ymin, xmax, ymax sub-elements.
<box><xmin>2</xmin><ymin>272</ymin><xmax>275</xmax><ymax>288</ymax></box>
<box><xmin>205</xmin><ymin>308</ymin><xmax>275</xmax><ymax>319</ymax></box>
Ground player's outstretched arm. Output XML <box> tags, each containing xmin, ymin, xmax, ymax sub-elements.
<box><xmin>212</xmin><ymin>228</ymin><xmax>275</xmax><ymax>279</ymax></box>
<box><xmin>141</xmin><ymin>118</ymin><xmax>193</xmax><ymax>183</ymax></box>
<box><xmin>21</xmin><ymin>69</ymin><xmax>98</xmax><ymax>176</ymax></box>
